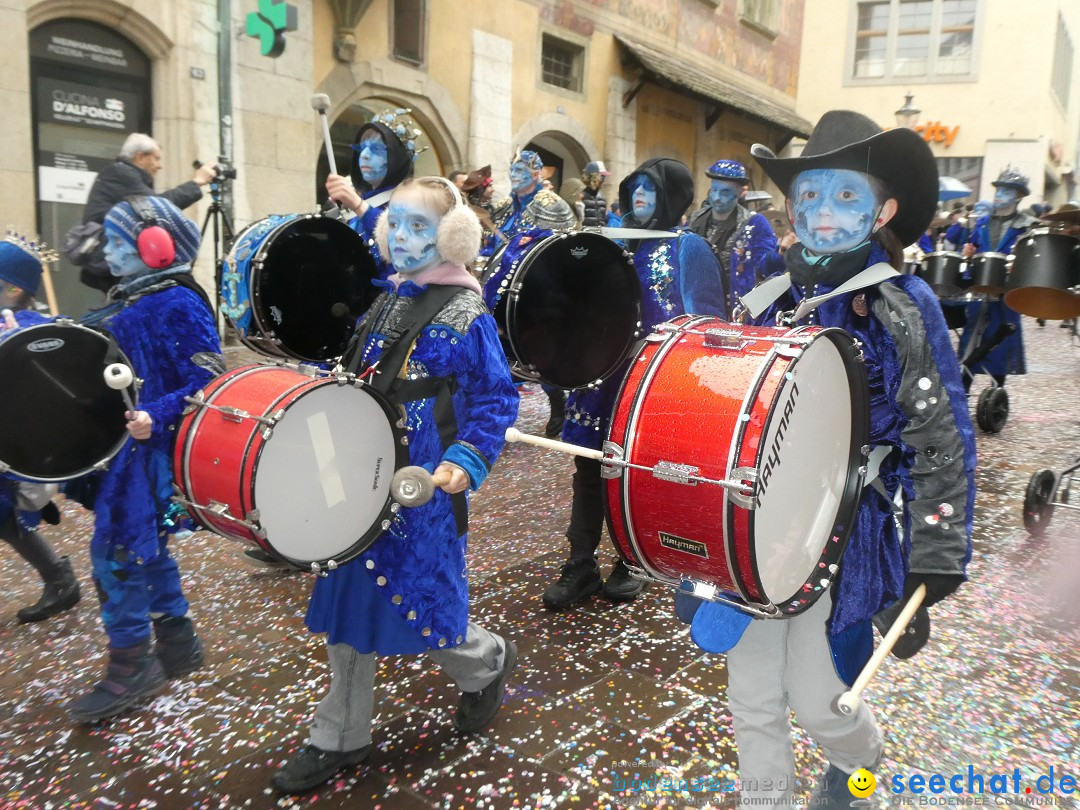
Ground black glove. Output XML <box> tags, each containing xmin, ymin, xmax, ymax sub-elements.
<box><xmin>904</xmin><ymin>572</ymin><xmax>964</xmax><ymax>607</ymax></box>
<box><xmin>872</xmin><ymin>601</ymin><xmax>930</xmax><ymax>659</ymax></box>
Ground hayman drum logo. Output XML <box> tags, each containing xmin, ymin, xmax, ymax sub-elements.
<box><xmin>28</xmin><ymin>338</ymin><xmax>64</xmax><ymax>352</ymax></box>
<box><xmin>756</xmin><ymin>380</ymin><xmax>800</xmax><ymax>500</ymax></box>
<box><xmin>659</xmin><ymin>531</ymin><xmax>709</xmax><ymax>559</ymax></box>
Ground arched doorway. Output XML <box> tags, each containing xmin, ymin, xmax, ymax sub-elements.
<box><xmin>29</xmin><ymin>19</ymin><xmax>152</xmax><ymax>316</ymax></box>
<box><xmin>315</xmin><ymin>101</ymin><xmax>444</xmax><ymax>200</ymax></box>
<box><xmin>523</xmin><ymin>130</ymin><xmax>591</xmax><ymax>194</ymax></box>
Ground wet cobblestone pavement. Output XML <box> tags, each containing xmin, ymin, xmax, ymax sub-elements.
<box><xmin>1</xmin><ymin>318</ymin><xmax>1078</xmax><ymax>809</ymax></box>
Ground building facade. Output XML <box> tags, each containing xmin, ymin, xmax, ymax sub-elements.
<box><xmin>793</xmin><ymin>0</ymin><xmax>1080</xmax><ymax>209</ymax></box>
<box><xmin>1</xmin><ymin>0</ymin><xmax>810</xmax><ymax>314</ymax></box>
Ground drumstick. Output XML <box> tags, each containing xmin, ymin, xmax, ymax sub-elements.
<box><xmin>103</xmin><ymin>362</ymin><xmax>137</xmax><ymax>414</ymax></box>
<box><xmin>311</xmin><ymin>94</ymin><xmax>337</xmax><ymax>176</ymax></box>
<box><xmin>837</xmin><ymin>584</ymin><xmax>927</xmax><ymax>715</ymax></box>
<box><xmin>504</xmin><ymin>427</ymin><xmax>605</xmax><ymax>461</ymax></box>
<box><xmin>390</xmin><ymin>465</ymin><xmax>458</xmax><ymax>508</ymax></box>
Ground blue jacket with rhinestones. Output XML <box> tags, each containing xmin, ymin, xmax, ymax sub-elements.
<box><xmin>562</xmin><ymin>232</ymin><xmax>725</xmax><ymax>450</ymax></box>
<box><xmin>80</xmin><ymin>276</ymin><xmax>224</xmax><ymax>562</ymax></box>
<box><xmin>306</xmin><ymin>279</ymin><xmax>519</xmax><ymax>654</ymax></box>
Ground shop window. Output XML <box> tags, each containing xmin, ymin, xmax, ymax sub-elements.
<box><xmin>392</xmin><ymin>0</ymin><xmax>425</xmax><ymax>65</ymax></box>
<box><xmin>541</xmin><ymin>34</ymin><xmax>584</xmax><ymax>93</ymax></box>
<box><xmin>1051</xmin><ymin>15</ymin><xmax>1073</xmax><ymax>109</ymax></box>
<box><xmin>852</xmin><ymin>0</ymin><xmax>977</xmax><ymax>82</ymax></box>
<box><xmin>739</xmin><ymin>0</ymin><xmax>781</xmax><ymax>37</ymax></box>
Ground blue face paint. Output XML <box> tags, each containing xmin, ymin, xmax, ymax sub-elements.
<box><xmin>708</xmin><ymin>179</ymin><xmax>741</xmax><ymax>218</ymax></box>
<box><xmin>993</xmin><ymin>187</ymin><xmax>1020</xmax><ymax>211</ymax></box>
<box><xmin>358</xmin><ymin>133</ymin><xmax>389</xmax><ymax>187</ymax></box>
<box><xmin>104</xmin><ymin>226</ymin><xmax>148</xmax><ymax>277</ymax></box>
<box><xmin>974</xmin><ymin>201</ymin><xmax>991</xmax><ymax>219</ymax></box>
<box><xmin>509</xmin><ymin>161</ymin><xmax>536</xmax><ymax>195</ymax></box>
<box><xmin>630</xmin><ymin>174</ymin><xmax>657</xmax><ymax>222</ymax></box>
<box><xmin>386</xmin><ymin>200</ymin><xmax>440</xmax><ymax>274</ymax></box>
<box><xmin>791</xmin><ymin>169</ymin><xmax>880</xmax><ymax>254</ymax></box>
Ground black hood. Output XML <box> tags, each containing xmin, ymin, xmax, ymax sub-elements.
<box><xmin>351</xmin><ymin>121</ymin><xmax>414</xmax><ymax>194</ymax></box>
<box><xmin>618</xmin><ymin>157</ymin><xmax>694</xmax><ymax>231</ymax></box>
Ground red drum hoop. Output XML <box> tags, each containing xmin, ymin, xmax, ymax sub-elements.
<box><xmin>173</xmin><ymin>364</ymin><xmax>408</xmax><ymax>570</ymax></box>
<box><xmin>604</xmin><ymin>317</ymin><xmax>869</xmax><ymax>615</ymax></box>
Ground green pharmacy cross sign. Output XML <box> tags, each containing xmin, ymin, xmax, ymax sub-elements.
<box><xmin>246</xmin><ymin>0</ymin><xmax>299</xmax><ymax>57</ymax></box>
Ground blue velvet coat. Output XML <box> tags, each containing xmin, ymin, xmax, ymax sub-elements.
<box><xmin>563</xmin><ymin>232</ymin><xmax>725</xmax><ymax>450</ymax></box>
<box><xmin>346</xmin><ymin>190</ymin><xmax>395</xmax><ymax>281</ymax></box>
<box><xmin>959</xmin><ymin>214</ymin><xmax>1033</xmax><ymax>376</ymax></box>
<box><xmin>81</xmin><ymin>278</ymin><xmax>223</xmax><ymax>562</ymax></box>
<box><xmin>306</xmin><ymin>280</ymin><xmax>519</xmax><ymax>654</ymax></box>
<box><xmin>688</xmin><ymin>206</ymin><xmax>784</xmax><ymax>317</ymax></box>
<box><xmin>691</xmin><ymin>244</ymin><xmax>977</xmax><ymax>680</ymax></box>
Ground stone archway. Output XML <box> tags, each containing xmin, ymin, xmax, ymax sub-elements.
<box><xmin>513</xmin><ymin>113</ymin><xmax>602</xmax><ymax>182</ymax></box>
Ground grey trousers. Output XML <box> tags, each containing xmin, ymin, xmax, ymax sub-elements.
<box><xmin>309</xmin><ymin>620</ymin><xmax>507</xmax><ymax>752</ymax></box>
<box><xmin>727</xmin><ymin>594</ymin><xmax>883</xmax><ymax>810</ymax></box>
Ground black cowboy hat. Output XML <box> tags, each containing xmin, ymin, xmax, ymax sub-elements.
<box><xmin>751</xmin><ymin>110</ymin><xmax>938</xmax><ymax>246</ymax></box>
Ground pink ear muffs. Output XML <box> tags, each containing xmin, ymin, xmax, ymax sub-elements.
<box><xmin>136</xmin><ymin>224</ymin><xmax>176</xmax><ymax>269</ymax></box>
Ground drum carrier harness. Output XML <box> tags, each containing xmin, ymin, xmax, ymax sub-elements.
<box><xmin>340</xmin><ymin>284</ymin><xmax>471</xmax><ymax>536</ymax></box>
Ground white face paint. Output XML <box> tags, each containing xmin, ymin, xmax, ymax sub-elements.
<box><xmin>791</xmin><ymin>169</ymin><xmax>881</xmax><ymax>254</ymax></box>
<box><xmin>104</xmin><ymin>226</ymin><xmax>149</xmax><ymax>277</ymax></box>
<box><xmin>386</xmin><ymin>196</ymin><xmax>441</xmax><ymax>274</ymax></box>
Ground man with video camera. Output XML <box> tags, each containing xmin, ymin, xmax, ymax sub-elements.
<box><xmin>70</xmin><ymin>133</ymin><xmax>219</xmax><ymax>292</ymax></box>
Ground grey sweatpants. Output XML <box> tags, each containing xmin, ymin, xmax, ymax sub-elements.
<box><xmin>727</xmin><ymin>594</ymin><xmax>883</xmax><ymax>809</ymax></box>
<box><xmin>309</xmin><ymin>620</ymin><xmax>507</xmax><ymax>752</ymax></box>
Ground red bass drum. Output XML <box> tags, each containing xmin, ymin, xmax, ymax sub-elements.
<box><xmin>604</xmin><ymin>316</ymin><xmax>870</xmax><ymax>616</ymax></box>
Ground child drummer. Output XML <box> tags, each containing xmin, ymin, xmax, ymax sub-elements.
<box><xmin>684</xmin><ymin>110</ymin><xmax>977</xmax><ymax>809</ymax></box>
<box><xmin>272</xmin><ymin>177</ymin><xmax>519</xmax><ymax>795</ymax></box>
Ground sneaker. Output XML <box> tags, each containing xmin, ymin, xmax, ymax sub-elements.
<box><xmin>272</xmin><ymin>744</ymin><xmax>372</xmax><ymax>794</ymax></box>
<box><xmin>602</xmin><ymin>559</ymin><xmax>645</xmax><ymax>602</ymax></box>
<box><xmin>243</xmin><ymin>547</ymin><xmax>292</xmax><ymax>570</ymax></box>
<box><xmin>542</xmin><ymin>558</ymin><xmax>602</xmax><ymax>610</ymax></box>
<box><xmin>454</xmin><ymin>638</ymin><xmax>518</xmax><ymax>734</ymax></box>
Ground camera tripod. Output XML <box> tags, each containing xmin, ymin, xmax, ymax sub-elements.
<box><xmin>199</xmin><ymin>179</ymin><xmax>236</xmax><ymax>321</ymax></box>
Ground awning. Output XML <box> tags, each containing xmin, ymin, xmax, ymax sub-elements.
<box><xmin>615</xmin><ymin>35</ymin><xmax>812</xmax><ymax>142</ymax></box>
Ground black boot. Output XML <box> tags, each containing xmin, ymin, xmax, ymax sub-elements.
<box><xmin>544</xmin><ymin>389</ymin><xmax>566</xmax><ymax>438</ymax></box>
<box><xmin>17</xmin><ymin>556</ymin><xmax>81</xmax><ymax>623</ymax></box>
<box><xmin>67</xmin><ymin>638</ymin><xmax>167</xmax><ymax>723</ymax></box>
<box><xmin>542</xmin><ymin>558</ymin><xmax>602</xmax><ymax>610</ymax></box>
<box><xmin>153</xmin><ymin>615</ymin><xmax>205</xmax><ymax>678</ymax></box>
<box><xmin>602</xmin><ymin>559</ymin><xmax>645</xmax><ymax>602</ymax></box>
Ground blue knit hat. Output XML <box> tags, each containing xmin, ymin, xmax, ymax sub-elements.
<box><xmin>105</xmin><ymin>197</ymin><xmax>202</xmax><ymax>266</ymax></box>
<box><xmin>0</xmin><ymin>235</ymin><xmax>45</xmax><ymax>293</ymax></box>
<box><xmin>706</xmin><ymin>159</ymin><xmax>750</xmax><ymax>184</ymax></box>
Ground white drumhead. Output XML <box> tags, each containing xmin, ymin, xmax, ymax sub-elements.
<box><xmin>254</xmin><ymin>382</ymin><xmax>396</xmax><ymax>562</ymax></box>
<box><xmin>751</xmin><ymin>335</ymin><xmax>853</xmax><ymax>602</ymax></box>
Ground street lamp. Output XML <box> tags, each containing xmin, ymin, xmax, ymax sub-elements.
<box><xmin>895</xmin><ymin>93</ymin><xmax>921</xmax><ymax>130</ymax></box>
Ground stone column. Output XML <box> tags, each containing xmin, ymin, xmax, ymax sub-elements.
<box><xmin>0</xmin><ymin>1</ymin><xmax>35</xmax><ymax>230</ymax></box>
<box><xmin>467</xmin><ymin>30</ymin><xmax>512</xmax><ymax>194</ymax></box>
<box><xmin>606</xmin><ymin>76</ymin><xmax>638</xmax><ymax>184</ymax></box>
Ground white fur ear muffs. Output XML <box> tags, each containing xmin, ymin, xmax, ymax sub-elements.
<box><xmin>436</xmin><ymin>205</ymin><xmax>483</xmax><ymax>266</ymax></box>
<box><xmin>374</xmin><ymin>209</ymin><xmax>391</xmax><ymax>261</ymax></box>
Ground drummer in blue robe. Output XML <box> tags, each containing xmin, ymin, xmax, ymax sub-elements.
<box><xmin>484</xmin><ymin>150</ymin><xmax>546</xmax><ymax>256</ymax></box>
<box><xmin>542</xmin><ymin>157</ymin><xmax>725</xmax><ymax>610</ymax></box>
<box><xmin>324</xmin><ymin>110</ymin><xmax>422</xmax><ymax>280</ymax></box>
<box><xmin>70</xmin><ymin>197</ymin><xmax>224</xmax><ymax>724</ymax></box>
<box><xmin>682</xmin><ymin>110</ymin><xmax>976</xmax><ymax>809</ymax></box>
<box><xmin>273</xmin><ymin>177</ymin><xmax>519</xmax><ymax>795</ymax></box>
<box><xmin>959</xmin><ymin>167</ymin><xmax>1037</xmax><ymax>390</ymax></box>
<box><xmin>0</xmin><ymin>233</ymin><xmax>80</xmax><ymax>624</ymax></box>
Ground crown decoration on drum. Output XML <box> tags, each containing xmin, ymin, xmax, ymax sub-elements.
<box><xmin>2</xmin><ymin>228</ymin><xmax>59</xmax><ymax>266</ymax></box>
<box><xmin>367</xmin><ymin>108</ymin><xmax>427</xmax><ymax>160</ymax></box>
<box><xmin>991</xmin><ymin>166</ymin><xmax>1030</xmax><ymax>197</ymax></box>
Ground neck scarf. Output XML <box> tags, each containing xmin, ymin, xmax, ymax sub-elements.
<box><xmin>788</xmin><ymin>241</ymin><xmax>875</xmax><ymax>291</ymax></box>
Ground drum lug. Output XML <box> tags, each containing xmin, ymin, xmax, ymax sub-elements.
<box><xmin>703</xmin><ymin>328</ymin><xmax>749</xmax><ymax>351</ymax></box>
<box><xmin>726</xmin><ymin>466</ymin><xmax>759</xmax><ymax>510</ymax></box>
<box><xmin>644</xmin><ymin>332</ymin><xmax>666</xmax><ymax>343</ymax></box>
<box><xmin>297</xmin><ymin>363</ymin><xmax>320</xmax><ymax>377</ymax></box>
<box><xmin>601</xmin><ymin>442</ymin><xmax>624</xmax><ymax>478</ymax></box>
<box><xmin>92</xmin><ymin>459</ymin><xmax>110</xmax><ymax>472</ymax></box>
<box><xmin>246</xmin><ymin>509</ymin><xmax>260</xmax><ymax>523</ymax></box>
<box><xmin>310</xmin><ymin>562</ymin><xmax>328</xmax><ymax>577</ymax></box>
<box><xmin>652</xmin><ymin>460</ymin><xmax>700</xmax><ymax>486</ymax></box>
<box><xmin>0</xmin><ymin>460</ymin><xmax>9</xmax><ymax>474</ymax></box>
<box><xmin>206</xmin><ymin>500</ymin><xmax>231</xmax><ymax>517</ymax></box>
<box><xmin>183</xmin><ymin>390</ymin><xmax>206</xmax><ymax>415</ymax></box>
<box><xmin>774</xmin><ymin>345</ymin><xmax>803</xmax><ymax>359</ymax></box>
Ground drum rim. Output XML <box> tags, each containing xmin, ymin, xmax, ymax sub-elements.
<box><xmin>0</xmin><ymin>321</ymin><xmax>135</xmax><ymax>482</ymax></box>
<box><xmin>504</xmin><ymin>231</ymin><xmax>641</xmax><ymax>389</ymax></box>
<box><xmin>741</xmin><ymin>326</ymin><xmax>870</xmax><ymax>613</ymax></box>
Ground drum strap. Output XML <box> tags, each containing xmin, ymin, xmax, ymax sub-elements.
<box><xmin>738</xmin><ymin>262</ymin><xmax>900</xmax><ymax>321</ymax></box>
<box><xmin>342</xmin><ymin>284</ymin><xmax>471</xmax><ymax>535</ymax></box>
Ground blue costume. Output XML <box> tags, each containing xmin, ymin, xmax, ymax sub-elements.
<box><xmin>81</xmin><ymin>272</ymin><xmax>223</xmax><ymax>647</ymax></box>
<box><xmin>484</xmin><ymin>186</ymin><xmax>541</xmax><ymax>257</ymax></box>
<box><xmin>958</xmin><ymin>210</ymin><xmax>1037</xmax><ymax>378</ymax></box>
<box><xmin>343</xmin><ymin>120</ymin><xmax>418</xmax><ymax>280</ymax></box>
<box><xmin>306</xmin><ymin>280</ymin><xmax>519</xmax><ymax>654</ymax></box>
